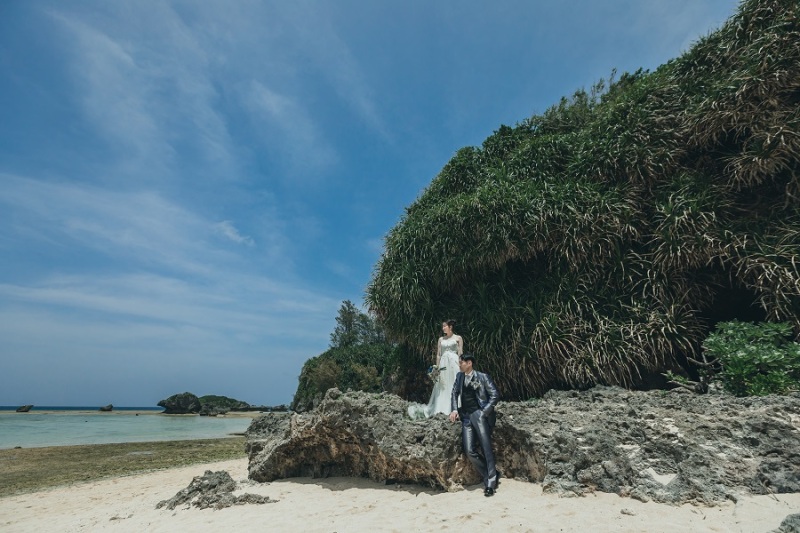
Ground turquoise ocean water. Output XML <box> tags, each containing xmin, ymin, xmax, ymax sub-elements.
<box><xmin>0</xmin><ymin>407</ymin><xmax>256</xmax><ymax>449</ymax></box>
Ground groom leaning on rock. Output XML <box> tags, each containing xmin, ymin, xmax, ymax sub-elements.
<box><xmin>449</xmin><ymin>353</ymin><xmax>500</xmax><ymax>496</ymax></box>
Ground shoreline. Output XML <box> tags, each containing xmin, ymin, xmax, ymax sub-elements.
<box><xmin>1</xmin><ymin>409</ymin><xmax>264</xmax><ymax>417</ymax></box>
<box><xmin>0</xmin><ymin>410</ymin><xmax>262</xmax><ymax>450</ymax></box>
<box><xmin>0</xmin><ymin>437</ymin><xmax>247</xmax><ymax>496</ymax></box>
<box><xmin>2</xmin><ymin>452</ymin><xmax>799</xmax><ymax>532</ymax></box>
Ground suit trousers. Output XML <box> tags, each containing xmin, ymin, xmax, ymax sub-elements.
<box><xmin>461</xmin><ymin>410</ymin><xmax>497</xmax><ymax>489</ymax></box>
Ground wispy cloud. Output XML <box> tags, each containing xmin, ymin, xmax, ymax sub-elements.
<box><xmin>47</xmin><ymin>10</ymin><xmax>173</xmax><ymax>177</ymax></box>
<box><xmin>214</xmin><ymin>220</ymin><xmax>255</xmax><ymax>246</ymax></box>
<box><xmin>283</xmin><ymin>4</ymin><xmax>388</xmax><ymax>139</ymax></box>
<box><xmin>0</xmin><ymin>174</ymin><xmax>230</xmax><ymax>276</ymax></box>
<box><xmin>46</xmin><ymin>3</ymin><xmax>242</xmax><ymax>185</ymax></box>
<box><xmin>0</xmin><ymin>172</ymin><xmax>341</xmax><ymax>404</ymax></box>
<box><xmin>45</xmin><ymin>1</ymin><xmax>387</xmax><ymax>186</ymax></box>
<box><xmin>0</xmin><ymin>0</ymin><xmax>742</xmax><ymax>406</ymax></box>
<box><xmin>0</xmin><ymin>272</ymin><xmax>335</xmax><ymax>339</ymax></box>
<box><xmin>245</xmin><ymin>80</ymin><xmax>338</xmax><ymax>173</ymax></box>
<box><xmin>0</xmin><ymin>289</ymin><xmax>336</xmax><ymax>405</ymax></box>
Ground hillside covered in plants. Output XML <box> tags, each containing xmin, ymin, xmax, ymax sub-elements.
<box><xmin>366</xmin><ymin>0</ymin><xmax>800</xmax><ymax>401</ymax></box>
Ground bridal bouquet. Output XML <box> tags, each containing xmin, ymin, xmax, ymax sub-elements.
<box><xmin>426</xmin><ymin>365</ymin><xmax>445</xmax><ymax>383</ymax></box>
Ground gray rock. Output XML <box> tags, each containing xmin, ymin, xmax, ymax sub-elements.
<box><xmin>16</xmin><ymin>405</ymin><xmax>33</xmax><ymax>412</ymax></box>
<box><xmin>246</xmin><ymin>388</ymin><xmax>480</xmax><ymax>490</ymax></box>
<box><xmin>99</xmin><ymin>404</ymin><xmax>113</xmax><ymax>412</ymax></box>
<box><xmin>156</xmin><ymin>470</ymin><xmax>276</xmax><ymax>510</ymax></box>
<box><xmin>772</xmin><ymin>513</ymin><xmax>800</xmax><ymax>533</ymax></box>
<box><xmin>246</xmin><ymin>387</ymin><xmax>800</xmax><ymax>504</ymax></box>
<box><xmin>157</xmin><ymin>392</ymin><xmax>202</xmax><ymax>414</ymax></box>
<box><xmin>198</xmin><ymin>405</ymin><xmax>229</xmax><ymax>416</ymax></box>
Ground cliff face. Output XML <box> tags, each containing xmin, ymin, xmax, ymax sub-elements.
<box><xmin>245</xmin><ymin>387</ymin><xmax>800</xmax><ymax>505</ymax></box>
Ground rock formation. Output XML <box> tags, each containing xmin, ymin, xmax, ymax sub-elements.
<box><xmin>99</xmin><ymin>404</ymin><xmax>113</xmax><ymax>412</ymax></box>
<box><xmin>771</xmin><ymin>513</ymin><xmax>800</xmax><ymax>533</ymax></box>
<box><xmin>246</xmin><ymin>389</ymin><xmax>480</xmax><ymax>490</ymax></box>
<box><xmin>244</xmin><ymin>404</ymin><xmax>290</xmax><ymax>412</ymax></box>
<box><xmin>15</xmin><ymin>405</ymin><xmax>33</xmax><ymax>412</ymax></box>
<box><xmin>157</xmin><ymin>392</ymin><xmax>202</xmax><ymax>414</ymax></box>
<box><xmin>245</xmin><ymin>387</ymin><xmax>800</xmax><ymax>505</ymax></box>
<box><xmin>156</xmin><ymin>470</ymin><xmax>276</xmax><ymax>510</ymax></box>
<box><xmin>198</xmin><ymin>404</ymin><xmax>229</xmax><ymax>416</ymax></box>
<box><xmin>158</xmin><ymin>392</ymin><xmax>280</xmax><ymax>415</ymax></box>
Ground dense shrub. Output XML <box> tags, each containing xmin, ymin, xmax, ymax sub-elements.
<box><xmin>703</xmin><ymin>321</ymin><xmax>800</xmax><ymax>396</ymax></box>
<box><xmin>367</xmin><ymin>0</ymin><xmax>800</xmax><ymax>400</ymax></box>
<box><xmin>291</xmin><ymin>301</ymin><xmax>402</xmax><ymax>412</ymax></box>
<box><xmin>198</xmin><ymin>395</ymin><xmax>250</xmax><ymax>410</ymax></box>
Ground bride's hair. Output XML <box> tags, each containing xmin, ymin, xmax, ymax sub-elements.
<box><xmin>443</xmin><ymin>319</ymin><xmax>456</xmax><ymax>330</ymax></box>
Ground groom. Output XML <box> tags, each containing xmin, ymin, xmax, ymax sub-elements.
<box><xmin>449</xmin><ymin>353</ymin><xmax>500</xmax><ymax>496</ymax></box>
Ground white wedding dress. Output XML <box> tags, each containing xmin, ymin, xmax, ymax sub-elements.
<box><xmin>408</xmin><ymin>336</ymin><xmax>460</xmax><ymax>419</ymax></box>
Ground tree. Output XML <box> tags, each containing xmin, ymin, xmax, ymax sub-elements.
<box><xmin>292</xmin><ymin>301</ymin><xmax>396</xmax><ymax>411</ymax></box>
<box><xmin>330</xmin><ymin>300</ymin><xmax>385</xmax><ymax>349</ymax></box>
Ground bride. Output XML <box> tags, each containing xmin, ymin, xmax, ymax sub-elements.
<box><xmin>408</xmin><ymin>319</ymin><xmax>463</xmax><ymax>419</ymax></box>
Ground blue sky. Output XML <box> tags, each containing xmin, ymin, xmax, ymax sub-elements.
<box><xmin>0</xmin><ymin>1</ymin><xmax>739</xmax><ymax>407</ymax></box>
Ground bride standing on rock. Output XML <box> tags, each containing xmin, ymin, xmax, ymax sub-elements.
<box><xmin>408</xmin><ymin>319</ymin><xmax>463</xmax><ymax>419</ymax></box>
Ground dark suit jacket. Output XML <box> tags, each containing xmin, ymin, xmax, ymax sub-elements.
<box><xmin>451</xmin><ymin>370</ymin><xmax>500</xmax><ymax>424</ymax></box>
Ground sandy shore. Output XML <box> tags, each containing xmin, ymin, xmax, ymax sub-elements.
<box><xmin>2</xmin><ymin>457</ymin><xmax>798</xmax><ymax>533</ymax></box>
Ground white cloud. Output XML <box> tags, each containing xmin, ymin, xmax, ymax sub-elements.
<box><xmin>1</xmin><ymin>174</ymin><xmax>209</xmax><ymax>275</ymax></box>
<box><xmin>43</xmin><ymin>0</ymin><xmax>390</xmax><ymax>189</ymax></box>
<box><xmin>0</xmin><ymin>298</ymin><xmax>335</xmax><ymax>405</ymax></box>
<box><xmin>47</xmin><ymin>10</ymin><xmax>171</xmax><ymax>172</ymax></box>
<box><xmin>0</xmin><ymin>173</ymin><xmax>291</xmax><ymax>277</ymax></box>
<box><xmin>0</xmin><ymin>171</ymin><xmax>339</xmax><ymax>315</ymax></box>
<box><xmin>215</xmin><ymin>220</ymin><xmax>255</xmax><ymax>246</ymax></box>
<box><xmin>0</xmin><ymin>271</ymin><xmax>336</xmax><ymax>340</ymax></box>
<box><xmin>0</xmin><ymin>172</ymin><xmax>342</xmax><ymax>404</ymax></box>
<box><xmin>245</xmin><ymin>81</ymin><xmax>338</xmax><ymax>173</ymax></box>
<box><xmin>46</xmin><ymin>3</ymin><xmax>243</xmax><ymax>185</ymax></box>
<box><xmin>282</xmin><ymin>4</ymin><xmax>388</xmax><ymax>139</ymax></box>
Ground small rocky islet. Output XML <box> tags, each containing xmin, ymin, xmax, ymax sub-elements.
<box><xmin>156</xmin><ymin>392</ymin><xmax>288</xmax><ymax>416</ymax></box>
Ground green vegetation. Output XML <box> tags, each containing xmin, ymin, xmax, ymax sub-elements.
<box><xmin>198</xmin><ymin>395</ymin><xmax>250</xmax><ymax>410</ymax></box>
<box><xmin>291</xmin><ymin>301</ymin><xmax>408</xmax><ymax>411</ymax></box>
<box><xmin>366</xmin><ymin>0</ymin><xmax>800</xmax><ymax>400</ymax></box>
<box><xmin>703</xmin><ymin>321</ymin><xmax>800</xmax><ymax>396</ymax></box>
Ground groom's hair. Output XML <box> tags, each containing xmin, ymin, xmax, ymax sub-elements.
<box><xmin>460</xmin><ymin>353</ymin><xmax>476</xmax><ymax>363</ymax></box>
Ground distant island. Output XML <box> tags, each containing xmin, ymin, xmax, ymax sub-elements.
<box><xmin>157</xmin><ymin>392</ymin><xmax>288</xmax><ymax>415</ymax></box>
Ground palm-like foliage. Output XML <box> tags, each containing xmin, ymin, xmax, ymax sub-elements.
<box><xmin>366</xmin><ymin>0</ymin><xmax>800</xmax><ymax>400</ymax></box>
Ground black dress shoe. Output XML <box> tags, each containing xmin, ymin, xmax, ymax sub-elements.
<box><xmin>484</xmin><ymin>487</ymin><xmax>495</xmax><ymax>497</ymax></box>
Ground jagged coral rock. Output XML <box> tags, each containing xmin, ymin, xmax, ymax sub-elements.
<box><xmin>156</xmin><ymin>470</ymin><xmax>275</xmax><ymax>510</ymax></box>
<box><xmin>246</xmin><ymin>387</ymin><xmax>800</xmax><ymax>504</ymax></box>
<box><xmin>246</xmin><ymin>389</ymin><xmax>480</xmax><ymax>490</ymax></box>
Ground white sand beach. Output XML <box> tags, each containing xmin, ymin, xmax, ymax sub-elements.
<box><xmin>2</xmin><ymin>457</ymin><xmax>798</xmax><ymax>533</ymax></box>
